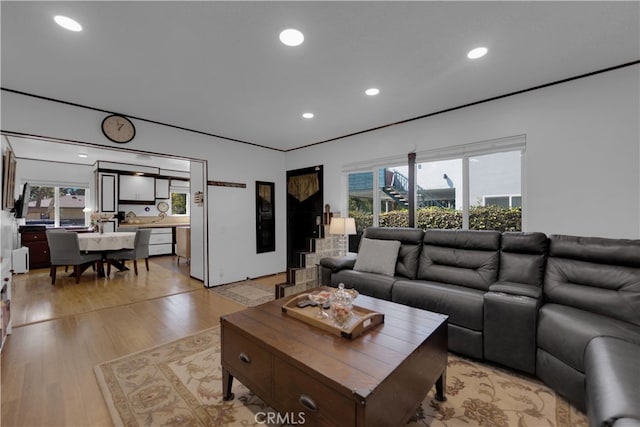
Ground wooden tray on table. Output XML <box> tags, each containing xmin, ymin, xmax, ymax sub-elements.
<box><xmin>282</xmin><ymin>293</ymin><xmax>384</xmax><ymax>339</ymax></box>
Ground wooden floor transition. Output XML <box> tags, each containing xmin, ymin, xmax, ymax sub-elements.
<box><xmin>1</xmin><ymin>255</ymin><xmax>285</xmax><ymax>426</ymax></box>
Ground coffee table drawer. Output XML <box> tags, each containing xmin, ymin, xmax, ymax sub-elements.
<box><xmin>273</xmin><ymin>357</ymin><xmax>355</xmax><ymax>427</ymax></box>
<box><xmin>222</xmin><ymin>328</ymin><xmax>272</xmax><ymax>400</ymax></box>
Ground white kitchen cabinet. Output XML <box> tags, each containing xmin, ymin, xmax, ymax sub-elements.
<box><xmin>155</xmin><ymin>178</ymin><xmax>170</xmax><ymax>199</ymax></box>
<box><xmin>148</xmin><ymin>228</ymin><xmax>173</xmax><ymax>256</ymax></box>
<box><xmin>171</xmin><ymin>179</ymin><xmax>190</xmax><ymax>188</ymax></box>
<box><xmin>119</xmin><ymin>175</ymin><xmax>155</xmax><ymax>202</ymax></box>
<box><xmin>99</xmin><ymin>173</ymin><xmax>117</xmax><ymax>212</ymax></box>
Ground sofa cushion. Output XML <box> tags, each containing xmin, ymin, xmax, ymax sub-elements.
<box><xmin>362</xmin><ymin>227</ymin><xmax>424</xmax><ymax>279</ymax></box>
<box><xmin>417</xmin><ymin>230</ymin><xmax>501</xmax><ymax>291</ymax></box>
<box><xmin>353</xmin><ymin>237</ymin><xmax>401</xmax><ymax>277</ymax></box>
<box><xmin>545</xmin><ymin>235</ymin><xmax>640</xmax><ymax>326</ymax></box>
<box><xmin>537</xmin><ymin>304</ymin><xmax>640</xmax><ymax>372</ymax></box>
<box><xmin>332</xmin><ymin>269</ymin><xmax>396</xmax><ymax>300</ymax></box>
<box><xmin>585</xmin><ymin>337</ymin><xmax>640</xmax><ymax>427</ymax></box>
<box><xmin>392</xmin><ymin>279</ymin><xmax>485</xmax><ymax>330</ymax></box>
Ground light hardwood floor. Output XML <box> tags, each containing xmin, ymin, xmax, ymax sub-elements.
<box><xmin>1</xmin><ymin>256</ymin><xmax>285</xmax><ymax>426</ymax></box>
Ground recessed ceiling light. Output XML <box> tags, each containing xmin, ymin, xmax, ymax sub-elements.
<box><xmin>302</xmin><ymin>112</ymin><xmax>314</xmax><ymax>119</ymax></box>
<box><xmin>365</xmin><ymin>88</ymin><xmax>380</xmax><ymax>96</ymax></box>
<box><xmin>280</xmin><ymin>29</ymin><xmax>304</xmax><ymax>47</ymax></box>
<box><xmin>467</xmin><ymin>47</ymin><xmax>488</xmax><ymax>59</ymax></box>
<box><xmin>77</xmin><ymin>152</ymin><xmax>88</xmax><ymax>158</ymax></box>
<box><xmin>54</xmin><ymin>15</ymin><xmax>82</xmax><ymax>32</ymax></box>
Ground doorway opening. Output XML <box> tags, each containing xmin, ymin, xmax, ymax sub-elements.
<box><xmin>286</xmin><ymin>165</ymin><xmax>323</xmax><ymax>269</ymax></box>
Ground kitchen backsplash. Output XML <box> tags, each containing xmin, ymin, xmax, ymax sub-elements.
<box><xmin>119</xmin><ymin>201</ymin><xmax>168</xmax><ymax>217</ymax></box>
<box><xmin>119</xmin><ymin>200</ymin><xmax>189</xmax><ymax>225</ymax></box>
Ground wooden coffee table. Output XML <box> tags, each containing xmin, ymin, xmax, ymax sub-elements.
<box><xmin>220</xmin><ymin>288</ymin><xmax>448</xmax><ymax>427</ymax></box>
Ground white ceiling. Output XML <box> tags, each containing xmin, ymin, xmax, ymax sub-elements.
<box><xmin>5</xmin><ymin>134</ymin><xmax>192</xmax><ymax>172</ymax></box>
<box><xmin>1</xmin><ymin>1</ymin><xmax>639</xmax><ymax>163</ymax></box>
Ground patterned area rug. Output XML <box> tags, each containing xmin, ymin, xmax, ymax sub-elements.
<box><xmin>209</xmin><ymin>282</ymin><xmax>274</xmax><ymax>307</ymax></box>
<box><xmin>95</xmin><ymin>327</ymin><xmax>588</xmax><ymax>427</ymax></box>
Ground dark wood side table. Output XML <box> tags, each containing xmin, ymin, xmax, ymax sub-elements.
<box><xmin>19</xmin><ymin>226</ymin><xmax>49</xmax><ymax>269</ymax></box>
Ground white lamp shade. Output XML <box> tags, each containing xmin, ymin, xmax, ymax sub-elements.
<box><xmin>329</xmin><ymin>217</ymin><xmax>356</xmax><ymax>235</ymax></box>
<box><xmin>345</xmin><ymin>217</ymin><xmax>356</xmax><ymax>235</ymax></box>
<box><xmin>329</xmin><ymin>217</ymin><xmax>345</xmax><ymax>235</ymax></box>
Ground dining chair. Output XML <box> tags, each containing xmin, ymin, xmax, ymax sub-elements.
<box><xmin>106</xmin><ymin>229</ymin><xmax>152</xmax><ymax>276</ymax></box>
<box><xmin>45</xmin><ymin>229</ymin><xmax>69</xmax><ymax>274</ymax></box>
<box><xmin>46</xmin><ymin>230</ymin><xmax>103</xmax><ymax>284</ymax></box>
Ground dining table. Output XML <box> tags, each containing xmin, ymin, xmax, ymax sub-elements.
<box><xmin>76</xmin><ymin>232</ymin><xmax>137</xmax><ymax>276</ymax></box>
<box><xmin>77</xmin><ymin>232</ymin><xmax>136</xmax><ymax>252</ymax></box>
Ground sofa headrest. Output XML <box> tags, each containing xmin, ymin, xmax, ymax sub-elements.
<box><xmin>501</xmin><ymin>232</ymin><xmax>548</xmax><ymax>254</ymax></box>
<box><xmin>363</xmin><ymin>227</ymin><xmax>424</xmax><ymax>244</ymax></box>
<box><xmin>424</xmin><ymin>229</ymin><xmax>501</xmax><ymax>250</ymax></box>
<box><xmin>545</xmin><ymin>234</ymin><xmax>640</xmax><ymax>326</ymax></box>
<box><xmin>549</xmin><ymin>235</ymin><xmax>640</xmax><ymax>268</ymax></box>
<box><xmin>499</xmin><ymin>232</ymin><xmax>548</xmax><ymax>287</ymax></box>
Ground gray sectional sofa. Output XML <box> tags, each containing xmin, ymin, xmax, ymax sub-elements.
<box><xmin>319</xmin><ymin>227</ymin><xmax>640</xmax><ymax>427</ymax></box>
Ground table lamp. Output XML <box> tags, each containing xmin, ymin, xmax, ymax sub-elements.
<box><xmin>329</xmin><ymin>217</ymin><xmax>356</xmax><ymax>256</ymax></box>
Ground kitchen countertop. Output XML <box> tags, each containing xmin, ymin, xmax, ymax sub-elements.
<box><xmin>118</xmin><ymin>223</ymin><xmax>190</xmax><ymax>229</ymax></box>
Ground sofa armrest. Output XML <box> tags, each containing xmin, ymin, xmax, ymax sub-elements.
<box><xmin>484</xmin><ymin>289</ymin><xmax>540</xmax><ymax>374</ymax></box>
<box><xmin>585</xmin><ymin>337</ymin><xmax>640</xmax><ymax>427</ymax></box>
<box><xmin>489</xmin><ymin>281</ymin><xmax>542</xmax><ymax>299</ymax></box>
<box><xmin>319</xmin><ymin>254</ymin><xmax>357</xmax><ymax>272</ymax></box>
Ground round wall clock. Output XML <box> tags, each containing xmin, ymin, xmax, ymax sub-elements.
<box><xmin>101</xmin><ymin>114</ymin><xmax>136</xmax><ymax>143</ymax></box>
<box><xmin>157</xmin><ymin>201</ymin><xmax>169</xmax><ymax>218</ymax></box>
<box><xmin>157</xmin><ymin>201</ymin><xmax>169</xmax><ymax>213</ymax></box>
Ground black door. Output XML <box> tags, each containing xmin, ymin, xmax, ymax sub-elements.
<box><xmin>286</xmin><ymin>165</ymin><xmax>323</xmax><ymax>269</ymax></box>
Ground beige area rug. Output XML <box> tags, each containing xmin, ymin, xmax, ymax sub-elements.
<box><xmin>209</xmin><ymin>281</ymin><xmax>275</xmax><ymax>307</ymax></box>
<box><xmin>95</xmin><ymin>327</ymin><xmax>588</xmax><ymax>427</ymax></box>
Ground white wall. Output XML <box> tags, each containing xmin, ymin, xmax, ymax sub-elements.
<box><xmin>285</xmin><ymin>65</ymin><xmax>640</xmax><ymax>239</ymax></box>
<box><xmin>204</xmin><ymin>141</ymin><xmax>285</xmax><ymax>285</ymax></box>
<box><xmin>1</xmin><ymin>139</ymin><xmax>20</xmax><ymax>280</ymax></box>
<box><xmin>1</xmin><ymin>138</ymin><xmax>19</xmax><ymax>341</ymax></box>
<box><xmin>2</xmin><ymin>91</ymin><xmax>287</xmax><ymax>285</ymax></box>
<box><xmin>189</xmin><ymin>161</ymin><xmax>206</xmax><ymax>282</ymax></box>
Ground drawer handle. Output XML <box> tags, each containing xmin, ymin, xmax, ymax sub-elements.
<box><xmin>298</xmin><ymin>394</ymin><xmax>318</xmax><ymax>412</ymax></box>
<box><xmin>238</xmin><ymin>352</ymin><xmax>251</xmax><ymax>364</ymax></box>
